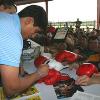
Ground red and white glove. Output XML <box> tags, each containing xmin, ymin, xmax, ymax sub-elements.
<box><xmin>38</xmin><ymin>69</ymin><xmax>71</xmax><ymax>85</ymax></box>
<box><xmin>55</xmin><ymin>50</ymin><xmax>79</xmax><ymax>63</ymax></box>
<box><xmin>34</xmin><ymin>55</ymin><xmax>65</xmax><ymax>71</ymax></box>
<box><xmin>34</xmin><ymin>55</ymin><xmax>49</xmax><ymax>68</ymax></box>
<box><xmin>48</xmin><ymin>59</ymin><xmax>65</xmax><ymax>71</ymax></box>
<box><xmin>76</xmin><ymin>63</ymin><xmax>98</xmax><ymax>77</ymax></box>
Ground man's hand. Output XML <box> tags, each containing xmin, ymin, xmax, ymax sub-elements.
<box><xmin>36</xmin><ymin>64</ymin><xmax>49</xmax><ymax>78</ymax></box>
<box><xmin>34</xmin><ymin>55</ymin><xmax>65</xmax><ymax>71</ymax></box>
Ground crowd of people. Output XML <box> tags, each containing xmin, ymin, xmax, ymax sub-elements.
<box><xmin>0</xmin><ymin>0</ymin><xmax>100</xmax><ymax>99</ymax></box>
<box><xmin>44</xmin><ymin>20</ymin><xmax>100</xmax><ymax>86</ymax></box>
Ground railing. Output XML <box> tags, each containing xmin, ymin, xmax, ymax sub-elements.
<box><xmin>48</xmin><ymin>21</ymin><xmax>96</xmax><ymax>31</ymax></box>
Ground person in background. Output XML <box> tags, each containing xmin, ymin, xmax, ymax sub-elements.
<box><xmin>0</xmin><ymin>0</ymin><xmax>17</xmax><ymax>13</ymax></box>
<box><xmin>75</xmin><ymin>36</ymin><xmax>100</xmax><ymax>86</ymax></box>
<box><xmin>47</xmin><ymin>23</ymin><xmax>57</xmax><ymax>45</ymax></box>
<box><xmin>0</xmin><ymin>5</ymin><xmax>49</xmax><ymax>97</ymax></box>
<box><xmin>47</xmin><ymin>23</ymin><xmax>56</xmax><ymax>34</ymax></box>
<box><xmin>75</xmin><ymin>18</ymin><xmax>82</xmax><ymax>29</ymax></box>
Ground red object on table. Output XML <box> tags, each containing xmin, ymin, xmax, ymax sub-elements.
<box><xmin>76</xmin><ymin>63</ymin><xmax>98</xmax><ymax>77</ymax></box>
<box><xmin>34</xmin><ymin>55</ymin><xmax>49</xmax><ymax>67</ymax></box>
<box><xmin>55</xmin><ymin>50</ymin><xmax>79</xmax><ymax>63</ymax></box>
<box><xmin>38</xmin><ymin>69</ymin><xmax>71</xmax><ymax>85</ymax></box>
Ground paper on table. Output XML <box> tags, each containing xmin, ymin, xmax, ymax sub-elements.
<box><xmin>70</xmin><ymin>91</ymin><xmax>100</xmax><ymax>100</ymax></box>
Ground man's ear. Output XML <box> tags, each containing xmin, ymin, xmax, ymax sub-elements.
<box><xmin>25</xmin><ymin>17</ymin><xmax>34</xmax><ymax>25</ymax></box>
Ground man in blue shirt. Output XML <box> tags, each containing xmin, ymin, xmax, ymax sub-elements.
<box><xmin>0</xmin><ymin>5</ymin><xmax>49</xmax><ymax>97</ymax></box>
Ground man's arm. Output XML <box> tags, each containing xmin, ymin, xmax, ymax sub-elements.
<box><xmin>0</xmin><ymin>64</ymin><xmax>49</xmax><ymax>96</ymax></box>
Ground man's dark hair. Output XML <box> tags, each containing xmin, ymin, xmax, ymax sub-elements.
<box><xmin>18</xmin><ymin>5</ymin><xmax>48</xmax><ymax>32</ymax></box>
<box><xmin>0</xmin><ymin>0</ymin><xmax>17</xmax><ymax>11</ymax></box>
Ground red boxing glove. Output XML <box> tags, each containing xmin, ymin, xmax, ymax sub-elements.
<box><xmin>76</xmin><ymin>63</ymin><xmax>98</xmax><ymax>77</ymax></box>
<box><xmin>38</xmin><ymin>69</ymin><xmax>70</xmax><ymax>85</ymax></box>
<box><xmin>38</xmin><ymin>69</ymin><xmax>60</xmax><ymax>83</ymax></box>
<box><xmin>44</xmin><ymin>69</ymin><xmax>61</xmax><ymax>85</ymax></box>
<box><xmin>55</xmin><ymin>50</ymin><xmax>79</xmax><ymax>63</ymax></box>
<box><xmin>34</xmin><ymin>55</ymin><xmax>49</xmax><ymax>67</ymax></box>
<box><xmin>34</xmin><ymin>55</ymin><xmax>65</xmax><ymax>71</ymax></box>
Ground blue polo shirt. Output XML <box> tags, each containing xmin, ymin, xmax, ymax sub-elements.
<box><xmin>0</xmin><ymin>12</ymin><xmax>23</xmax><ymax>67</ymax></box>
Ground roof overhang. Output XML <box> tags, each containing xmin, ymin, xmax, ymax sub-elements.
<box><xmin>15</xmin><ymin>0</ymin><xmax>53</xmax><ymax>5</ymax></box>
